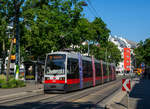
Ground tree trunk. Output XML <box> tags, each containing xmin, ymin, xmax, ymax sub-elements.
<box><xmin>6</xmin><ymin>39</ymin><xmax>13</xmax><ymax>81</ymax></box>
<box><xmin>1</xmin><ymin>40</ymin><xmax>6</xmax><ymax>74</ymax></box>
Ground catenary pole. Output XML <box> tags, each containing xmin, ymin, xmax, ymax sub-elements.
<box><xmin>14</xmin><ymin>0</ymin><xmax>20</xmax><ymax>80</ymax></box>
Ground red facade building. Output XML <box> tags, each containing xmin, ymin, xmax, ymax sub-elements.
<box><xmin>124</xmin><ymin>48</ymin><xmax>131</xmax><ymax>72</ymax></box>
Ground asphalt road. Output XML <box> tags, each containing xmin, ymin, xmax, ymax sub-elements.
<box><xmin>0</xmin><ymin>77</ymin><xmax>126</xmax><ymax>109</ymax></box>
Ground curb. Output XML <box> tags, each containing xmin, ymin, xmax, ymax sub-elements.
<box><xmin>104</xmin><ymin>78</ymin><xmax>138</xmax><ymax>109</ymax></box>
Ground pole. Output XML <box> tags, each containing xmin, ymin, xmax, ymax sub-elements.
<box><xmin>100</xmin><ymin>60</ymin><xmax>104</xmax><ymax>86</ymax></box>
<box><xmin>1</xmin><ymin>40</ymin><xmax>5</xmax><ymax>74</ymax></box>
<box><xmin>127</xmin><ymin>91</ymin><xmax>130</xmax><ymax>109</ymax></box>
<box><xmin>14</xmin><ymin>0</ymin><xmax>20</xmax><ymax>80</ymax></box>
<box><xmin>88</xmin><ymin>41</ymin><xmax>90</xmax><ymax>56</ymax></box>
<box><xmin>105</xmin><ymin>48</ymin><xmax>109</xmax><ymax>81</ymax></box>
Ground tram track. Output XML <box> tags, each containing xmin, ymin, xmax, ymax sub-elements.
<box><xmin>0</xmin><ymin>77</ymin><xmax>125</xmax><ymax>109</ymax></box>
<box><xmin>0</xmin><ymin>91</ymin><xmax>60</xmax><ymax>106</ymax></box>
<box><xmin>0</xmin><ymin>92</ymin><xmax>44</xmax><ymax>105</ymax></box>
<box><xmin>50</xmin><ymin>80</ymin><xmax>121</xmax><ymax>109</ymax></box>
<box><xmin>30</xmin><ymin>78</ymin><xmax>123</xmax><ymax>109</ymax></box>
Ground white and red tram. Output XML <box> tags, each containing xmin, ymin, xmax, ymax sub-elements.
<box><xmin>44</xmin><ymin>51</ymin><xmax>116</xmax><ymax>93</ymax></box>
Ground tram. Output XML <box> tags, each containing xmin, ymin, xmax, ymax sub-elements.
<box><xmin>44</xmin><ymin>51</ymin><xmax>116</xmax><ymax>93</ymax></box>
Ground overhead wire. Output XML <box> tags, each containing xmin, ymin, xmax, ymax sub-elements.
<box><xmin>87</xmin><ymin>5</ymin><xmax>97</xmax><ymax>17</ymax></box>
<box><xmin>86</xmin><ymin>0</ymin><xmax>100</xmax><ymax>18</ymax></box>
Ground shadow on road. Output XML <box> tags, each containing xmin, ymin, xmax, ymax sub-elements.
<box><xmin>0</xmin><ymin>101</ymin><xmax>104</xmax><ymax>109</ymax></box>
<box><xmin>129</xmin><ymin>78</ymin><xmax>150</xmax><ymax>109</ymax></box>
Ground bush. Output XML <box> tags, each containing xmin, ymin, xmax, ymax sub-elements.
<box><xmin>0</xmin><ymin>79</ymin><xmax>5</xmax><ymax>88</ymax></box>
<box><xmin>0</xmin><ymin>74</ymin><xmax>6</xmax><ymax>80</ymax></box>
<box><xmin>0</xmin><ymin>77</ymin><xmax>26</xmax><ymax>88</ymax></box>
<box><xmin>16</xmin><ymin>80</ymin><xmax>26</xmax><ymax>87</ymax></box>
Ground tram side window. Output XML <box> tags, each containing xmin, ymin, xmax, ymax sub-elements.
<box><xmin>112</xmin><ymin>66</ymin><xmax>116</xmax><ymax>74</ymax></box>
<box><xmin>83</xmin><ymin>61</ymin><xmax>91</xmax><ymax>78</ymax></box>
<box><xmin>88</xmin><ymin>61</ymin><xmax>93</xmax><ymax>77</ymax></box>
<box><xmin>82</xmin><ymin>61</ymin><xmax>86</xmax><ymax>78</ymax></box>
<box><xmin>67</xmin><ymin>58</ymin><xmax>79</xmax><ymax>79</ymax></box>
<box><xmin>103</xmin><ymin>64</ymin><xmax>107</xmax><ymax>76</ymax></box>
<box><xmin>113</xmin><ymin>66</ymin><xmax>116</xmax><ymax>73</ymax></box>
<box><xmin>95</xmin><ymin>63</ymin><xmax>101</xmax><ymax>76</ymax></box>
<box><xmin>109</xmin><ymin>65</ymin><xmax>112</xmax><ymax>75</ymax></box>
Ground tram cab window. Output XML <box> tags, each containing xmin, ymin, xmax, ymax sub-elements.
<box><xmin>46</xmin><ymin>54</ymin><xmax>66</xmax><ymax>75</ymax></box>
<box><xmin>67</xmin><ymin>58</ymin><xmax>79</xmax><ymax>79</ymax></box>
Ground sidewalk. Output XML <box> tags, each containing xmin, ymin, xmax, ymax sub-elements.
<box><xmin>108</xmin><ymin>78</ymin><xmax>150</xmax><ymax>109</ymax></box>
<box><xmin>0</xmin><ymin>83</ymin><xmax>43</xmax><ymax>97</ymax></box>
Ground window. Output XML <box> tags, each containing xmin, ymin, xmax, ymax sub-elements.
<box><xmin>95</xmin><ymin>63</ymin><xmax>101</xmax><ymax>76</ymax></box>
<box><xmin>46</xmin><ymin>54</ymin><xmax>66</xmax><ymax>75</ymax></box>
<box><xmin>88</xmin><ymin>61</ymin><xmax>93</xmax><ymax>77</ymax></box>
<box><xmin>103</xmin><ymin>64</ymin><xmax>107</xmax><ymax>76</ymax></box>
<box><xmin>109</xmin><ymin>65</ymin><xmax>112</xmax><ymax>75</ymax></box>
<box><xmin>83</xmin><ymin>60</ymin><xmax>92</xmax><ymax>78</ymax></box>
<box><xmin>67</xmin><ymin>58</ymin><xmax>79</xmax><ymax>79</ymax></box>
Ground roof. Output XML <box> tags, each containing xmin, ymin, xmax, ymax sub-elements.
<box><xmin>46</xmin><ymin>51</ymin><xmax>115</xmax><ymax>65</ymax></box>
<box><xmin>125</xmin><ymin>39</ymin><xmax>137</xmax><ymax>49</ymax></box>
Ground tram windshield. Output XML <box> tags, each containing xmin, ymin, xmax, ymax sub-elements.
<box><xmin>45</xmin><ymin>54</ymin><xmax>66</xmax><ymax>75</ymax></box>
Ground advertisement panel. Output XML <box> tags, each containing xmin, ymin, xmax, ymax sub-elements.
<box><xmin>78</xmin><ymin>53</ymin><xmax>83</xmax><ymax>89</ymax></box>
<box><xmin>124</xmin><ymin>48</ymin><xmax>131</xmax><ymax>71</ymax></box>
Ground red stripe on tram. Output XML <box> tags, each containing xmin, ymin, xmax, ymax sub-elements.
<box><xmin>67</xmin><ymin>79</ymin><xmax>80</xmax><ymax>84</ymax></box>
<box><xmin>44</xmin><ymin>80</ymin><xmax>65</xmax><ymax>84</ymax></box>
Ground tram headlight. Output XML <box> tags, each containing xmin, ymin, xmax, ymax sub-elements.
<box><xmin>59</xmin><ymin>77</ymin><xmax>65</xmax><ymax>80</ymax></box>
<box><xmin>45</xmin><ymin>77</ymin><xmax>50</xmax><ymax>80</ymax></box>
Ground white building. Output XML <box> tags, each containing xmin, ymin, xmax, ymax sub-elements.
<box><xmin>109</xmin><ymin>35</ymin><xmax>137</xmax><ymax>74</ymax></box>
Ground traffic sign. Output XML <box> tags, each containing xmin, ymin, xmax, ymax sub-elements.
<box><xmin>141</xmin><ymin>62</ymin><xmax>145</xmax><ymax>68</ymax></box>
<box><xmin>122</xmin><ymin>79</ymin><xmax>131</xmax><ymax>92</ymax></box>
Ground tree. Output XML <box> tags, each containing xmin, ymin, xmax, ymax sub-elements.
<box><xmin>1</xmin><ymin>0</ymin><xmax>118</xmax><ymax>65</ymax></box>
<box><xmin>134</xmin><ymin>38</ymin><xmax>150</xmax><ymax>67</ymax></box>
<box><xmin>0</xmin><ymin>0</ymin><xmax>14</xmax><ymax>74</ymax></box>
<box><xmin>20</xmin><ymin>0</ymin><xmax>86</xmax><ymax>60</ymax></box>
<box><xmin>89</xmin><ymin>41</ymin><xmax>121</xmax><ymax>65</ymax></box>
<box><xmin>91</xmin><ymin>17</ymin><xmax>110</xmax><ymax>46</ymax></box>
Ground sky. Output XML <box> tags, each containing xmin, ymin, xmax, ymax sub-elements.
<box><xmin>83</xmin><ymin>0</ymin><xmax>150</xmax><ymax>43</ymax></box>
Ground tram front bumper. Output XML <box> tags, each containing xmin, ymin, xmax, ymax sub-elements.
<box><xmin>44</xmin><ymin>83</ymin><xmax>67</xmax><ymax>92</ymax></box>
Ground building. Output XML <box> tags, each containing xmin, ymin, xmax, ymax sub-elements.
<box><xmin>109</xmin><ymin>35</ymin><xmax>137</xmax><ymax>74</ymax></box>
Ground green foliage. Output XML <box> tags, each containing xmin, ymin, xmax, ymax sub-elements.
<box><xmin>19</xmin><ymin>0</ymin><xmax>111</xmax><ymax>61</ymax></box>
<box><xmin>0</xmin><ymin>74</ymin><xmax>26</xmax><ymax>88</ymax></box>
<box><xmin>89</xmin><ymin>41</ymin><xmax>121</xmax><ymax>65</ymax></box>
<box><xmin>0</xmin><ymin>0</ymin><xmax>120</xmax><ymax>65</ymax></box>
<box><xmin>0</xmin><ymin>0</ymin><xmax>14</xmax><ymax>57</ymax></box>
<box><xmin>0</xmin><ymin>79</ymin><xmax>26</xmax><ymax>88</ymax></box>
<box><xmin>91</xmin><ymin>17</ymin><xmax>110</xmax><ymax>46</ymax></box>
<box><xmin>134</xmin><ymin>38</ymin><xmax>150</xmax><ymax>67</ymax></box>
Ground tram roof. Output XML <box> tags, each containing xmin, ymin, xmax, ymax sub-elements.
<box><xmin>47</xmin><ymin>51</ymin><xmax>115</xmax><ymax>65</ymax></box>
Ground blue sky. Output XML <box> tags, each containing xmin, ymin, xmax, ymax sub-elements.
<box><xmin>83</xmin><ymin>0</ymin><xmax>150</xmax><ymax>42</ymax></box>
